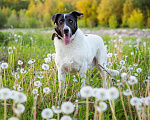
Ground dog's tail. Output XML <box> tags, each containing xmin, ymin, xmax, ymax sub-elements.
<box><xmin>105</xmin><ymin>68</ymin><xmax>119</xmax><ymax>76</ymax></box>
<box><xmin>98</xmin><ymin>64</ymin><xmax>119</xmax><ymax>77</ymax></box>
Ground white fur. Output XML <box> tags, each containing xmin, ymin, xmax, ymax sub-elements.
<box><xmin>54</xmin><ymin>28</ymin><xmax>119</xmax><ymax>89</ymax></box>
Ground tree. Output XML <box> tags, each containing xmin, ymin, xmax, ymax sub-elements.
<box><xmin>127</xmin><ymin>9</ymin><xmax>144</xmax><ymax>28</ymax></box>
<box><xmin>0</xmin><ymin>9</ymin><xmax>7</xmax><ymax>28</ymax></box>
<box><xmin>97</xmin><ymin>0</ymin><xmax>125</xmax><ymax>26</ymax></box>
<box><xmin>109</xmin><ymin>15</ymin><xmax>118</xmax><ymax>28</ymax></box>
<box><xmin>122</xmin><ymin>0</ymin><xmax>134</xmax><ymax>27</ymax></box>
<box><xmin>76</xmin><ymin>0</ymin><xmax>100</xmax><ymax>27</ymax></box>
<box><xmin>7</xmin><ymin>10</ymin><xmax>19</xmax><ymax>28</ymax></box>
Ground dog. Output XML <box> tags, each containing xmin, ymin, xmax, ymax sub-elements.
<box><xmin>52</xmin><ymin>11</ymin><xmax>119</xmax><ymax>90</ymax></box>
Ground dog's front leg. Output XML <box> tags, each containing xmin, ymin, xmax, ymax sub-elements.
<box><xmin>58</xmin><ymin>69</ymin><xmax>66</xmax><ymax>93</ymax></box>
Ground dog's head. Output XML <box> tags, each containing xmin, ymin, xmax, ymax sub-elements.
<box><xmin>52</xmin><ymin>11</ymin><xmax>83</xmax><ymax>45</ymax></box>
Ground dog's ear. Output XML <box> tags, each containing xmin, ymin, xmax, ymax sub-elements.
<box><xmin>52</xmin><ymin>13</ymin><xmax>62</xmax><ymax>24</ymax></box>
<box><xmin>71</xmin><ymin>11</ymin><xmax>83</xmax><ymax>18</ymax></box>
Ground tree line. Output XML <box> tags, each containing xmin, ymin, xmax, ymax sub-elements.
<box><xmin>0</xmin><ymin>0</ymin><xmax>150</xmax><ymax>28</ymax></box>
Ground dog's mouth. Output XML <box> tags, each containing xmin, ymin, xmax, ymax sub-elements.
<box><xmin>63</xmin><ymin>34</ymin><xmax>72</xmax><ymax>45</ymax></box>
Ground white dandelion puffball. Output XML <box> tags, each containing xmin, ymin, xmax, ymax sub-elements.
<box><xmin>44</xmin><ymin>58</ymin><xmax>51</xmax><ymax>63</ymax></box>
<box><xmin>47</xmin><ymin>53</ymin><xmax>52</xmax><ymax>58</ymax></box>
<box><xmin>14</xmin><ymin>92</ymin><xmax>27</xmax><ymax>103</ymax></box>
<box><xmin>0</xmin><ymin>88</ymin><xmax>11</xmax><ymax>100</ymax></box>
<box><xmin>145</xmin><ymin>97</ymin><xmax>150</xmax><ymax>105</ymax></box>
<box><xmin>136</xmin><ymin>68</ymin><xmax>142</xmax><ymax>73</ymax></box>
<box><xmin>13</xmin><ymin>104</ymin><xmax>25</xmax><ymax>114</ymax></box>
<box><xmin>52</xmin><ymin>53</ymin><xmax>56</xmax><ymax>60</ymax></box>
<box><xmin>80</xmin><ymin>86</ymin><xmax>93</xmax><ymax>98</ymax></box>
<box><xmin>120</xmin><ymin>60</ymin><xmax>125</xmax><ymax>65</ymax></box>
<box><xmin>128</xmin><ymin>76</ymin><xmax>138</xmax><ymax>85</ymax></box>
<box><xmin>107</xmin><ymin>62</ymin><xmax>112</xmax><ymax>67</ymax></box>
<box><xmin>43</xmin><ymin>87</ymin><xmax>51</xmax><ymax>94</ymax></box>
<box><xmin>96</xmin><ymin>88</ymin><xmax>107</xmax><ymax>101</ymax></box>
<box><xmin>20</xmin><ymin>68</ymin><xmax>27</xmax><ymax>74</ymax></box>
<box><xmin>41</xmin><ymin>108</ymin><xmax>53</xmax><ymax>119</ymax></box>
<box><xmin>18</xmin><ymin>60</ymin><xmax>23</xmax><ymax>65</ymax></box>
<box><xmin>121</xmin><ymin>72</ymin><xmax>127</xmax><ymax>81</ymax></box>
<box><xmin>10</xmin><ymin>90</ymin><xmax>18</xmax><ymax>99</ymax></box>
<box><xmin>32</xmin><ymin>89</ymin><xmax>38</xmax><ymax>94</ymax></box>
<box><xmin>60</xmin><ymin>115</ymin><xmax>72</xmax><ymax>120</ymax></box>
<box><xmin>1</xmin><ymin>62</ymin><xmax>8</xmax><ymax>69</ymax></box>
<box><xmin>61</xmin><ymin>102</ymin><xmax>74</xmax><ymax>114</ymax></box>
<box><xmin>107</xmin><ymin>87</ymin><xmax>119</xmax><ymax>100</ymax></box>
<box><xmin>28</xmin><ymin>59</ymin><xmax>36</xmax><ymax>64</ymax></box>
<box><xmin>8</xmin><ymin>117</ymin><xmax>19</xmax><ymax>120</ymax></box>
<box><xmin>34</xmin><ymin>81</ymin><xmax>42</xmax><ymax>87</ymax></box>
<box><xmin>42</xmin><ymin>63</ymin><xmax>49</xmax><ymax>70</ymax></box>
<box><xmin>130</xmin><ymin>97</ymin><xmax>141</xmax><ymax>106</ymax></box>
<box><xmin>52</xmin><ymin>106</ymin><xmax>62</xmax><ymax>113</ymax></box>
<box><xmin>92</xmin><ymin>88</ymin><xmax>99</xmax><ymax>97</ymax></box>
<box><xmin>97</xmin><ymin>102</ymin><xmax>107</xmax><ymax>112</ymax></box>
<box><xmin>107</xmin><ymin>53</ymin><xmax>113</xmax><ymax>58</ymax></box>
<box><xmin>123</xmin><ymin>90</ymin><xmax>132</xmax><ymax>96</ymax></box>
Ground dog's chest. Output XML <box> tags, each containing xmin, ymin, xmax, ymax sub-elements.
<box><xmin>54</xmin><ymin>38</ymin><xmax>87</xmax><ymax>72</ymax></box>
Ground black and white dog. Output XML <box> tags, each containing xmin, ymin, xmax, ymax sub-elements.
<box><xmin>52</xmin><ymin>11</ymin><xmax>119</xmax><ymax>90</ymax></box>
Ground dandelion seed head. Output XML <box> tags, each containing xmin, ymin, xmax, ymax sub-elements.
<box><xmin>107</xmin><ymin>87</ymin><xmax>119</xmax><ymax>100</ymax></box>
<box><xmin>130</xmin><ymin>97</ymin><xmax>141</xmax><ymax>106</ymax></box>
<box><xmin>60</xmin><ymin>115</ymin><xmax>72</xmax><ymax>120</ymax></box>
<box><xmin>61</xmin><ymin>102</ymin><xmax>74</xmax><ymax>114</ymax></box>
<box><xmin>20</xmin><ymin>68</ymin><xmax>27</xmax><ymax>74</ymax></box>
<box><xmin>121</xmin><ymin>72</ymin><xmax>127</xmax><ymax>81</ymax></box>
<box><xmin>96</xmin><ymin>102</ymin><xmax>107</xmax><ymax>112</ymax></box>
<box><xmin>52</xmin><ymin>106</ymin><xmax>62</xmax><ymax>113</ymax></box>
<box><xmin>34</xmin><ymin>81</ymin><xmax>42</xmax><ymax>87</ymax></box>
<box><xmin>92</xmin><ymin>88</ymin><xmax>99</xmax><ymax>97</ymax></box>
<box><xmin>136</xmin><ymin>68</ymin><xmax>142</xmax><ymax>73</ymax></box>
<box><xmin>42</xmin><ymin>63</ymin><xmax>49</xmax><ymax>70</ymax></box>
<box><xmin>96</xmin><ymin>88</ymin><xmax>107</xmax><ymax>101</ymax></box>
<box><xmin>44</xmin><ymin>58</ymin><xmax>51</xmax><ymax>63</ymax></box>
<box><xmin>14</xmin><ymin>92</ymin><xmax>27</xmax><ymax>103</ymax></box>
<box><xmin>8</xmin><ymin>117</ymin><xmax>19</xmax><ymax>120</ymax></box>
<box><xmin>0</xmin><ymin>88</ymin><xmax>11</xmax><ymax>100</ymax></box>
<box><xmin>1</xmin><ymin>62</ymin><xmax>8</xmax><ymax>69</ymax></box>
<box><xmin>145</xmin><ymin>97</ymin><xmax>150</xmax><ymax>106</ymax></box>
<box><xmin>41</xmin><ymin>108</ymin><xmax>53</xmax><ymax>119</ymax></box>
<box><xmin>120</xmin><ymin>60</ymin><xmax>125</xmax><ymax>65</ymax></box>
<box><xmin>123</xmin><ymin>89</ymin><xmax>132</xmax><ymax>96</ymax></box>
<box><xmin>107</xmin><ymin>53</ymin><xmax>113</xmax><ymax>58</ymax></box>
<box><xmin>80</xmin><ymin>86</ymin><xmax>93</xmax><ymax>98</ymax></box>
<box><xmin>18</xmin><ymin>60</ymin><xmax>23</xmax><ymax>65</ymax></box>
<box><xmin>13</xmin><ymin>104</ymin><xmax>25</xmax><ymax>114</ymax></box>
<box><xmin>43</xmin><ymin>87</ymin><xmax>51</xmax><ymax>94</ymax></box>
<box><xmin>107</xmin><ymin>62</ymin><xmax>112</xmax><ymax>67</ymax></box>
<box><xmin>32</xmin><ymin>89</ymin><xmax>38</xmax><ymax>94</ymax></box>
<box><xmin>128</xmin><ymin>76</ymin><xmax>138</xmax><ymax>85</ymax></box>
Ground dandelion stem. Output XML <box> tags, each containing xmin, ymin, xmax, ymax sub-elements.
<box><xmin>118</xmin><ymin>85</ymin><xmax>128</xmax><ymax>120</ymax></box>
<box><xmin>4</xmin><ymin>99</ymin><xmax>7</xmax><ymax>120</ymax></box>
<box><xmin>127</xmin><ymin>96</ymin><xmax>133</xmax><ymax>120</ymax></box>
<box><xmin>86</xmin><ymin>97</ymin><xmax>89</xmax><ymax>120</ymax></box>
<box><xmin>57</xmin><ymin>113</ymin><xmax>60</xmax><ymax>120</ymax></box>
<box><xmin>94</xmin><ymin>98</ymin><xmax>97</xmax><ymax>120</ymax></box>
<box><xmin>109</xmin><ymin>99</ymin><xmax>117</xmax><ymax>120</ymax></box>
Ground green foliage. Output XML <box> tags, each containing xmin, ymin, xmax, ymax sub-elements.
<box><xmin>19</xmin><ymin>9</ymin><xmax>29</xmax><ymax>28</ymax></box>
<box><xmin>147</xmin><ymin>17</ymin><xmax>150</xmax><ymax>27</ymax></box>
<box><xmin>109</xmin><ymin>15</ymin><xmax>118</xmax><ymax>28</ymax></box>
<box><xmin>122</xmin><ymin>0</ymin><xmax>134</xmax><ymax>27</ymax></box>
<box><xmin>7</xmin><ymin>10</ymin><xmax>19</xmax><ymax>28</ymax></box>
<box><xmin>127</xmin><ymin>9</ymin><xmax>144</xmax><ymax>28</ymax></box>
<box><xmin>0</xmin><ymin>9</ymin><xmax>7</xmax><ymax>28</ymax></box>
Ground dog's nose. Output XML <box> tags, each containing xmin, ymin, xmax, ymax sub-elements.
<box><xmin>63</xmin><ymin>28</ymin><xmax>69</xmax><ymax>34</ymax></box>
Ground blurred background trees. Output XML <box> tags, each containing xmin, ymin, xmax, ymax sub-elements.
<box><xmin>0</xmin><ymin>0</ymin><xmax>150</xmax><ymax>28</ymax></box>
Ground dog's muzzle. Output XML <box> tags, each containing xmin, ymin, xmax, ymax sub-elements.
<box><xmin>63</xmin><ymin>28</ymin><xmax>72</xmax><ymax>45</ymax></box>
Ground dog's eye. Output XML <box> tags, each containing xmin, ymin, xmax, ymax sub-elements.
<box><xmin>59</xmin><ymin>20</ymin><xmax>64</xmax><ymax>24</ymax></box>
<box><xmin>69</xmin><ymin>20</ymin><xmax>73</xmax><ymax>24</ymax></box>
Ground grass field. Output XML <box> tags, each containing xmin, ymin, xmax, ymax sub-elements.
<box><xmin>0</xmin><ymin>29</ymin><xmax>150</xmax><ymax>120</ymax></box>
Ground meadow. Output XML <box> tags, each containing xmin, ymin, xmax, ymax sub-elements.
<box><xmin>0</xmin><ymin>28</ymin><xmax>150</xmax><ymax>120</ymax></box>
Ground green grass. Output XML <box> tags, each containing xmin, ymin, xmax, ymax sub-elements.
<box><xmin>0</xmin><ymin>29</ymin><xmax>150</xmax><ymax>120</ymax></box>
